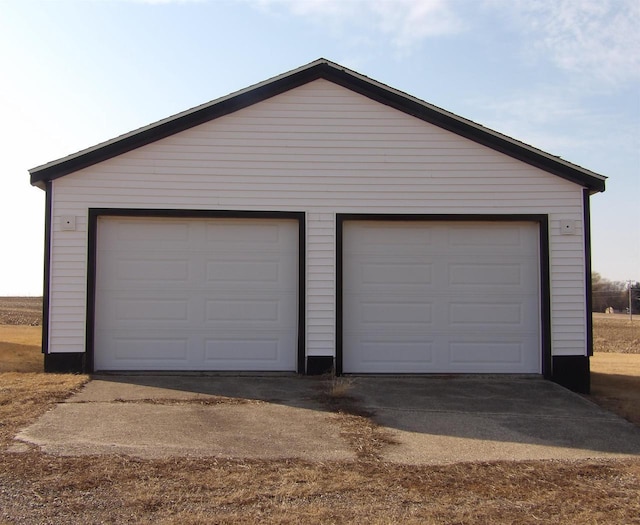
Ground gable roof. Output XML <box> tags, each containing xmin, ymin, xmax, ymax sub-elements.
<box><xmin>30</xmin><ymin>58</ymin><xmax>606</xmax><ymax>193</ymax></box>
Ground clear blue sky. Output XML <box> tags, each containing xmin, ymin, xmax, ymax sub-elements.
<box><xmin>0</xmin><ymin>0</ymin><xmax>638</xmax><ymax>295</ymax></box>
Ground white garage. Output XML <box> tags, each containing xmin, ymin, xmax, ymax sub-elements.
<box><xmin>341</xmin><ymin>220</ymin><xmax>542</xmax><ymax>374</ymax></box>
<box><xmin>30</xmin><ymin>59</ymin><xmax>606</xmax><ymax>392</ymax></box>
<box><xmin>93</xmin><ymin>215</ymin><xmax>300</xmax><ymax>371</ymax></box>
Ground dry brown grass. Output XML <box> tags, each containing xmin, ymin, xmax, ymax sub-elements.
<box><xmin>589</xmin><ymin>315</ymin><xmax>640</xmax><ymax>427</ymax></box>
<box><xmin>0</xmin><ymin>372</ymin><xmax>89</xmax><ymax>445</ymax></box>
<box><xmin>0</xmin><ymin>325</ymin><xmax>42</xmax><ymax>372</ymax></box>
<box><xmin>1</xmin><ymin>445</ymin><xmax>639</xmax><ymax>524</ymax></box>
<box><xmin>326</xmin><ymin>375</ymin><xmax>355</xmax><ymax>398</ymax></box>
<box><xmin>0</xmin><ymin>299</ymin><xmax>639</xmax><ymax>523</ymax></box>
<box><xmin>590</xmin><ymin>353</ymin><xmax>640</xmax><ymax>427</ymax></box>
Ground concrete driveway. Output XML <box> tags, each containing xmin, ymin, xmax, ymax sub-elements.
<box><xmin>15</xmin><ymin>375</ymin><xmax>640</xmax><ymax>464</ymax></box>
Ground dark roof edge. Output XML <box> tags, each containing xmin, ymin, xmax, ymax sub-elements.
<box><xmin>30</xmin><ymin>58</ymin><xmax>606</xmax><ymax>193</ymax></box>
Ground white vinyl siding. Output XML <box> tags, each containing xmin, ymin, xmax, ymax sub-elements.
<box><xmin>47</xmin><ymin>79</ymin><xmax>587</xmax><ymax>358</ymax></box>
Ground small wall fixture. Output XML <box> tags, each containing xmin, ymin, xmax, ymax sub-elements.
<box><xmin>60</xmin><ymin>216</ymin><xmax>76</xmax><ymax>231</ymax></box>
<box><xmin>559</xmin><ymin>220</ymin><xmax>576</xmax><ymax>235</ymax></box>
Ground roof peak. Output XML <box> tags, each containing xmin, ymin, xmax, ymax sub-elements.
<box><xmin>30</xmin><ymin>59</ymin><xmax>605</xmax><ymax>193</ymax></box>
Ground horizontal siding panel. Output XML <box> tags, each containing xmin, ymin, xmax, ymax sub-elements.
<box><xmin>56</xmin><ymin>197</ymin><xmax>581</xmax><ymax>211</ymax></box>
<box><xmin>50</xmin><ymin>314</ymin><xmax>87</xmax><ymax>323</ymax></box>
<box><xmin>51</xmin><ymin>256</ymin><xmax>86</xmax><ymax>265</ymax></box>
<box><xmin>552</xmin><ymin>294</ymin><xmax>586</xmax><ymax>301</ymax></box>
<box><xmin>57</xmin><ymin>181</ymin><xmax>581</xmax><ymax>199</ymax></box>
<box><xmin>553</xmin><ymin>334</ymin><xmax>586</xmax><ymax>342</ymax></box>
<box><xmin>49</xmin><ymin>346</ymin><xmax>85</xmax><ymax>354</ymax></box>
<box><xmin>155</xmin><ymin>139</ymin><xmax>475</xmax><ymax>150</ymax></box>
<box><xmin>62</xmin><ymin>170</ymin><xmax>560</xmax><ymax>184</ymax></box>
<box><xmin>126</xmin><ymin>152</ymin><xmax>501</xmax><ymax>164</ymax></box>
<box><xmin>49</xmin><ymin>334</ymin><xmax>85</xmax><ymax>344</ymax></box>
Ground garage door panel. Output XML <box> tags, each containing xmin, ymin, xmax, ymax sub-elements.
<box><xmin>362</xmin><ymin>262</ymin><xmax>432</xmax><ymax>286</ymax></box>
<box><xmin>114</xmin><ymin>299</ymin><xmax>190</xmax><ymax>322</ymax></box>
<box><xmin>448</xmin><ymin>263</ymin><xmax>522</xmax><ymax>286</ymax></box>
<box><xmin>113</xmin><ymin>337</ymin><xmax>190</xmax><ymax>362</ymax></box>
<box><xmin>448</xmin><ymin>336</ymin><xmax>539</xmax><ymax>372</ymax></box>
<box><xmin>206</xmin><ymin>260</ymin><xmax>279</xmax><ymax>283</ymax></box>
<box><xmin>206</xmin><ymin>299</ymin><xmax>280</xmax><ymax>322</ymax></box>
<box><xmin>94</xmin><ymin>217</ymin><xmax>298</xmax><ymax>371</ymax></box>
<box><xmin>449</xmin><ymin>301</ymin><xmax>525</xmax><ymax>327</ymax></box>
<box><xmin>447</xmin><ymin>224</ymin><xmax>522</xmax><ymax>248</ymax></box>
<box><xmin>346</xmin><ymin>224</ymin><xmax>433</xmax><ymax>254</ymax></box>
<box><xmin>449</xmin><ymin>341</ymin><xmax>524</xmax><ymax>364</ymax></box>
<box><xmin>104</xmin><ymin>220</ymin><xmax>191</xmax><ymax>246</ymax></box>
<box><xmin>96</xmin><ymin>293</ymin><xmax>194</xmax><ymax>326</ymax></box>
<box><xmin>204</xmin><ymin>255</ymin><xmax>297</xmax><ymax>290</ymax></box>
<box><xmin>344</xmin><ymin>261</ymin><xmax>433</xmax><ymax>293</ymax></box>
<box><xmin>343</xmin><ymin>336</ymin><xmax>435</xmax><ymax>373</ymax></box>
<box><xmin>204</xmin><ymin>333</ymin><xmax>297</xmax><ymax>369</ymax></box>
<box><xmin>204</xmin><ymin>338</ymin><xmax>280</xmax><ymax>361</ymax></box>
<box><xmin>205</xmin><ymin>222</ymin><xmax>282</xmax><ymax>242</ymax></box>
<box><xmin>343</xmin><ymin>221</ymin><xmax>541</xmax><ymax>374</ymax></box>
<box><xmin>115</xmin><ymin>258</ymin><xmax>190</xmax><ymax>283</ymax></box>
<box><xmin>344</xmin><ymin>295</ymin><xmax>435</xmax><ymax>329</ymax></box>
<box><xmin>360</xmin><ymin>301</ymin><xmax>433</xmax><ymax>325</ymax></box>
<box><xmin>446</xmin><ymin>258</ymin><xmax>539</xmax><ymax>290</ymax></box>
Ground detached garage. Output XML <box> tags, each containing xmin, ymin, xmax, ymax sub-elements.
<box><xmin>30</xmin><ymin>59</ymin><xmax>605</xmax><ymax>393</ymax></box>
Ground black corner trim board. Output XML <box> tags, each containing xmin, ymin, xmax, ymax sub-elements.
<box><xmin>583</xmin><ymin>189</ymin><xmax>594</xmax><ymax>357</ymax></box>
<box><xmin>335</xmin><ymin>214</ymin><xmax>553</xmax><ymax>380</ymax></box>
<box><xmin>306</xmin><ymin>356</ymin><xmax>334</xmax><ymax>375</ymax></box>
<box><xmin>29</xmin><ymin>61</ymin><xmax>605</xmax><ymax>193</ymax></box>
<box><xmin>41</xmin><ymin>181</ymin><xmax>52</xmax><ymax>355</ymax></box>
<box><xmin>83</xmin><ymin>209</ymin><xmax>306</xmax><ymax>374</ymax></box>
<box><xmin>552</xmin><ymin>356</ymin><xmax>590</xmax><ymax>394</ymax></box>
<box><xmin>45</xmin><ymin>353</ymin><xmax>85</xmax><ymax>373</ymax></box>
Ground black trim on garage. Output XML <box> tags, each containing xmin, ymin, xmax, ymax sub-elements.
<box><xmin>41</xmin><ymin>181</ymin><xmax>52</xmax><ymax>356</ymax></box>
<box><xmin>552</xmin><ymin>356</ymin><xmax>590</xmax><ymax>394</ymax></box>
<box><xmin>44</xmin><ymin>352</ymin><xmax>85</xmax><ymax>373</ymax></box>
<box><xmin>538</xmin><ymin>215</ymin><xmax>551</xmax><ymax>379</ymax></box>
<box><xmin>335</xmin><ymin>214</ymin><xmax>552</xmax><ymax>378</ymax></box>
<box><xmin>86</xmin><ymin>209</ymin><xmax>306</xmax><ymax>374</ymax></box>
<box><xmin>583</xmin><ymin>189</ymin><xmax>594</xmax><ymax>358</ymax></box>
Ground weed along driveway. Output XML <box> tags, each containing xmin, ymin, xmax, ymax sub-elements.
<box><xmin>15</xmin><ymin>375</ymin><xmax>640</xmax><ymax>464</ymax></box>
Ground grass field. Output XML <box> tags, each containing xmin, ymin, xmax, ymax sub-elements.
<box><xmin>593</xmin><ymin>313</ymin><xmax>640</xmax><ymax>353</ymax></box>
<box><xmin>0</xmin><ymin>299</ymin><xmax>639</xmax><ymax>524</ymax></box>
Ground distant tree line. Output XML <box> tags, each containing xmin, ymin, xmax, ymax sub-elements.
<box><xmin>592</xmin><ymin>273</ymin><xmax>640</xmax><ymax>314</ymax></box>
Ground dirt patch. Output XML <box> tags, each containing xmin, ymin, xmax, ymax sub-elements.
<box><xmin>0</xmin><ymin>297</ymin><xmax>42</xmax><ymax>326</ymax></box>
<box><xmin>593</xmin><ymin>315</ymin><xmax>640</xmax><ymax>354</ymax></box>
<box><xmin>318</xmin><ymin>384</ymin><xmax>399</xmax><ymax>461</ymax></box>
<box><xmin>110</xmin><ymin>397</ymin><xmax>264</xmax><ymax>406</ymax></box>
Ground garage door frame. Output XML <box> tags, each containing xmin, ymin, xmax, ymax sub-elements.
<box><xmin>336</xmin><ymin>214</ymin><xmax>551</xmax><ymax>378</ymax></box>
<box><xmin>86</xmin><ymin>208</ymin><xmax>306</xmax><ymax>373</ymax></box>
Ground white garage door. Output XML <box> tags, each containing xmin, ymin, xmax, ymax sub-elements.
<box><xmin>94</xmin><ymin>217</ymin><xmax>299</xmax><ymax>371</ymax></box>
<box><xmin>342</xmin><ymin>221</ymin><xmax>541</xmax><ymax>374</ymax></box>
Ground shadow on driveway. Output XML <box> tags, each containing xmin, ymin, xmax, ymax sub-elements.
<box><xmin>15</xmin><ymin>374</ymin><xmax>640</xmax><ymax>464</ymax></box>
